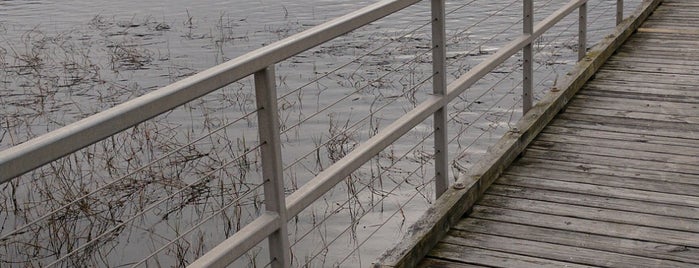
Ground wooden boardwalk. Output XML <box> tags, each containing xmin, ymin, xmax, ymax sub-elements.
<box><xmin>419</xmin><ymin>0</ymin><xmax>699</xmax><ymax>267</ymax></box>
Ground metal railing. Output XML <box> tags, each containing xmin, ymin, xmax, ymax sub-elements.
<box><xmin>0</xmin><ymin>0</ymin><xmax>628</xmax><ymax>267</ymax></box>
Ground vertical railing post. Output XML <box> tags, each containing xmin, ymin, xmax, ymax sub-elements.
<box><xmin>254</xmin><ymin>66</ymin><xmax>290</xmax><ymax>268</ymax></box>
<box><xmin>431</xmin><ymin>0</ymin><xmax>449</xmax><ymax>198</ymax></box>
<box><xmin>617</xmin><ymin>0</ymin><xmax>624</xmax><ymax>25</ymax></box>
<box><xmin>579</xmin><ymin>1</ymin><xmax>587</xmax><ymax>61</ymax></box>
<box><xmin>523</xmin><ymin>0</ymin><xmax>534</xmax><ymax>114</ymax></box>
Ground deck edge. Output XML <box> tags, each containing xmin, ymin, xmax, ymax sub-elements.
<box><xmin>372</xmin><ymin>0</ymin><xmax>663</xmax><ymax>267</ymax></box>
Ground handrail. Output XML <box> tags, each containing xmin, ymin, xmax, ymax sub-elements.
<box><xmin>0</xmin><ymin>0</ymin><xmax>421</xmax><ymax>183</ymax></box>
<box><xmin>196</xmin><ymin>0</ymin><xmax>614</xmax><ymax>266</ymax></box>
<box><xmin>0</xmin><ymin>0</ymin><xmax>629</xmax><ymax>267</ymax></box>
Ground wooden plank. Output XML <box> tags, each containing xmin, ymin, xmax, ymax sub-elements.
<box><xmin>638</xmin><ymin>26</ymin><xmax>699</xmax><ymax>35</ymax></box>
<box><xmin>418</xmin><ymin>258</ymin><xmax>488</xmax><ymax>268</ymax></box>
<box><xmin>603</xmin><ymin>61</ymin><xmax>699</xmax><ymax>76</ymax></box>
<box><xmin>562</xmin><ymin>106</ymin><xmax>699</xmax><ymax>125</ymax></box>
<box><xmin>661</xmin><ymin>0</ymin><xmax>699</xmax><ymax>5</ymax></box>
<box><xmin>528</xmin><ymin>140</ymin><xmax>699</xmax><ymax>166</ymax></box>
<box><xmin>573</xmin><ymin>91</ymin><xmax>699</xmax><ymax>106</ymax></box>
<box><xmin>555</xmin><ymin>113</ymin><xmax>699</xmax><ymax>136</ymax></box>
<box><xmin>577</xmin><ymin>90</ymin><xmax>699</xmax><ymax>105</ymax></box>
<box><xmin>614</xmin><ymin>50</ymin><xmax>699</xmax><ymax>61</ymax></box>
<box><xmin>641</xmin><ymin>14</ymin><xmax>699</xmax><ymax>20</ymax></box>
<box><xmin>453</xmin><ymin>218</ymin><xmax>699</xmax><ymax>265</ymax></box>
<box><xmin>621</xmin><ymin>41</ymin><xmax>699</xmax><ymax>50</ymax></box>
<box><xmin>513</xmin><ymin>156</ymin><xmax>699</xmax><ymax>185</ymax></box>
<box><xmin>506</xmin><ymin>162</ymin><xmax>699</xmax><ymax>197</ymax></box>
<box><xmin>441</xmin><ymin>231</ymin><xmax>693</xmax><ymax>268</ymax></box>
<box><xmin>541</xmin><ymin>125</ymin><xmax>699</xmax><ymax>148</ymax></box>
<box><xmin>566</xmin><ymin>103</ymin><xmax>699</xmax><ymax>124</ymax></box>
<box><xmin>605</xmin><ymin>56</ymin><xmax>699</xmax><ymax>68</ymax></box>
<box><xmin>549</xmin><ymin>117</ymin><xmax>699</xmax><ymax>140</ymax></box>
<box><xmin>585</xmin><ymin>82</ymin><xmax>699</xmax><ymax>95</ymax></box>
<box><xmin>616</xmin><ymin>45</ymin><xmax>699</xmax><ymax>56</ymax></box>
<box><xmin>513</xmin><ymin>157</ymin><xmax>699</xmax><ymax>187</ymax></box>
<box><xmin>646</xmin><ymin>18</ymin><xmax>699</xmax><ymax>25</ymax></box>
<box><xmin>470</xmin><ymin>206</ymin><xmax>699</xmax><ymax>248</ymax></box>
<box><xmin>560</xmin><ymin>109</ymin><xmax>699</xmax><ymax>133</ymax></box>
<box><xmin>479</xmin><ymin>194</ymin><xmax>699</xmax><ymax>232</ymax></box>
<box><xmin>427</xmin><ymin>243</ymin><xmax>594</xmax><ymax>268</ymax></box>
<box><xmin>616</xmin><ymin>46</ymin><xmax>699</xmax><ymax>57</ymax></box>
<box><xmin>579</xmin><ymin>86</ymin><xmax>699</xmax><ymax>101</ymax></box>
<box><xmin>616</xmin><ymin>43</ymin><xmax>699</xmax><ymax>54</ymax></box>
<box><xmin>533</xmin><ymin>132</ymin><xmax>699</xmax><ymax>156</ymax></box>
<box><xmin>497</xmin><ymin>174</ymin><xmax>699</xmax><ymax>208</ymax></box>
<box><xmin>523</xmin><ymin>147</ymin><xmax>699</xmax><ymax>175</ymax></box>
<box><xmin>594</xmin><ymin>69</ymin><xmax>699</xmax><ymax>86</ymax></box>
<box><xmin>488</xmin><ymin>184</ymin><xmax>699</xmax><ymax>220</ymax></box>
<box><xmin>629</xmin><ymin>32</ymin><xmax>699</xmax><ymax>42</ymax></box>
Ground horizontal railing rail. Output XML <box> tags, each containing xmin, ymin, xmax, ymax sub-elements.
<box><xmin>0</xmin><ymin>0</ymin><xmax>423</xmax><ymax>183</ymax></box>
<box><xmin>0</xmin><ymin>0</ymin><xmax>630</xmax><ymax>267</ymax></box>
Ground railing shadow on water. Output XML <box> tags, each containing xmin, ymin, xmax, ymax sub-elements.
<box><xmin>0</xmin><ymin>0</ymin><xmax>641</xmax><ymax>267</ymax></box>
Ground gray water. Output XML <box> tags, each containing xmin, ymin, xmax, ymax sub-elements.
<box><xmin>0</xmin><ymin>0</ymin><xmax>640</xmax><ymax>267</ymax></box>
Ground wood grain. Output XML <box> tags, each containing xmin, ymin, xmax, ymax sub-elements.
<box><xmin>382</xmin><ymin>0</ymin><xmax>699</xmax><ymax>267</ymax></box>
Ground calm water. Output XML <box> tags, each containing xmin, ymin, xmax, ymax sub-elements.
<box><xmin>0</xmin><ymin>0</ymin><xmax>641</xmax><ymax>267</ymax></box>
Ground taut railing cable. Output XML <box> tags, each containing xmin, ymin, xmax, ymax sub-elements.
<box><xmin>0</xmin><ymin>0</ymin><xmax>631</xmax><ymax>267</ymax></box>
<box><xmin>44</xmin><ymin>142</ymin><xmax>265</xmax><ymax>267</ymax></box>
<box><xmin>0</xmin><ymin>109</ymin><xmax>259</xmax><ymax>242</ymax></box>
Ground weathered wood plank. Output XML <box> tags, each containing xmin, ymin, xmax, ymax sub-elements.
<box><xmin>534</xmin><ymin>131</ymin><xmax>699</xmax><ymax>155</ymax></box>
<box><xmin>616</xmin><ymin>45</ymin><xmax>699</xmax><ymax>57</ymax></box>
<box><xmin>646</xmin><ymin>18</ymin><xmax>699</xmax><ymax>25</ymax></box>
<box><xmin>427</xmin><ymin>243</ymin><xmax>594</xmax><ymax>268</ymax></box>
<box><xmin>418</xmin><ymin>258</ymin><xmax>487</xmax><ymax>268</ymax></box>
<box><xmin>523</xmin><ymin>148</ymin><xmax>699</xmax><ymax>175</ymax></box>
<box><xmin>453</xmin><ymin>218</ymin><xmax>699</xmax><ymax>265</ymax></box>
<box><xmin>497</xmin><ymin>174</ymin><xmax>699</xmax><ymax>208</ymax></box>
<box><xmin>541</xmin><ymin>125</ymin><xmax>699</xmax><ymax>149</ymax></box>
<box><xmin>603</xmin><ymin>61</ymin><xmax>699</xmax><ymax>76</ymax></box>
<box><xmin>563</xmin><ymin>106</ymin><xmax>699</xmax><ymax>124</ymax></box>
<box><xmin>533</xmin><ymin>133</ymin><xmax>699</xmax><ymax>157</ymax></box>
<box><xmin>614</xmin><ymin>50</ymin><xmax>699</xmax><ymax>61</ymax></box>
<box><xmin>577</xmin><ymin>88</ymin><xmax>699</xmax><ymax>104</ymax></box>
<box><xmin>627</xmin><ymin>32</ymin><xmax>699</xmax><ymax>43</ymax></box>
<box><xmin>488</xmin><ymin>184</ymin><xmax>699</xmax><ymax>220</ymax></box>
<box><xmin>479</xmin><ymin>195</ymin><xmax>699</xmax><ymax>232</ymax></box>
<box><xmin>638</xmin><ymin>26</ymin><xmax>699</xmax><ymax>35</ymax></box>
<box><xmin>594</xmin><ymin>69</ymin><xmax>699</xmax><ymax>86</ymax></box>
<box><xmin>470</xmin><ymin>206</ymin><xmax>699</xmax><ymax>248</ymax></box>
<box><xmin>556</xmin><ymin>113</ymin><xmax>699</xmax><ymax>135</ymax></box>
<box><xmin>578</xmin><ymin>86</ymin><xmax>699</xmax><ymax>101</ymax></box>
<box><xmin>513</xmin><ymin>157</ymin><xmax>699</xmax><ymax>186</ymax></box>
<box><xmin>441</xmin><ymin>231</ymin><xmax>693</xmax><ymax>268</ymax></box>
<box><xmin>549</xmin><ymin>117</ymin><xmax>699</xmax><ymax>140</ymax></box>
<box><xmin>528</xmin><ymin>140</ymin><xmax>699</xmax><ymax>166</ymax></box>
<box><xmin>617</xmin><ymin>46</ymin><xmax>699</xmax><ymax>56</ymax></box>
<box><xmin>506</xmin><ymin>162</ymin><xmax>699</xmax><ymax>197</ymax></box>
<box><xmin>574</xmin><ymin>89</ymin><xmax>699</xmax><ymax>104</ymax></box>
<box><xmin>605</xmin><ymin>56</ymin><xmax>699</xmax><ymax>68</ymax></box>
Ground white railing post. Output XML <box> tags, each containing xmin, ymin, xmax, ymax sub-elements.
<box><xmin>579</xmin><ymin>1</ymin><xmax>587</xmax><ymax>61</ymax></box>
<box><xmin>254</xmin><ymin>66</ymin><xmax>290</xmax><ymax>268</ymax></box>
<box><xmin>431</xmin><ymin>0</ymin><xmax>449</xmax><ymax>198</ymax></box>
<box><xmin>617</xmin><ymin>0</ymin><xmax>624</xmax><ymax>25</ymax></box>
<box><xmin>523</xmin><ymin>0</ymin><xmax>534</xmax><ymax>114</ymax></box>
